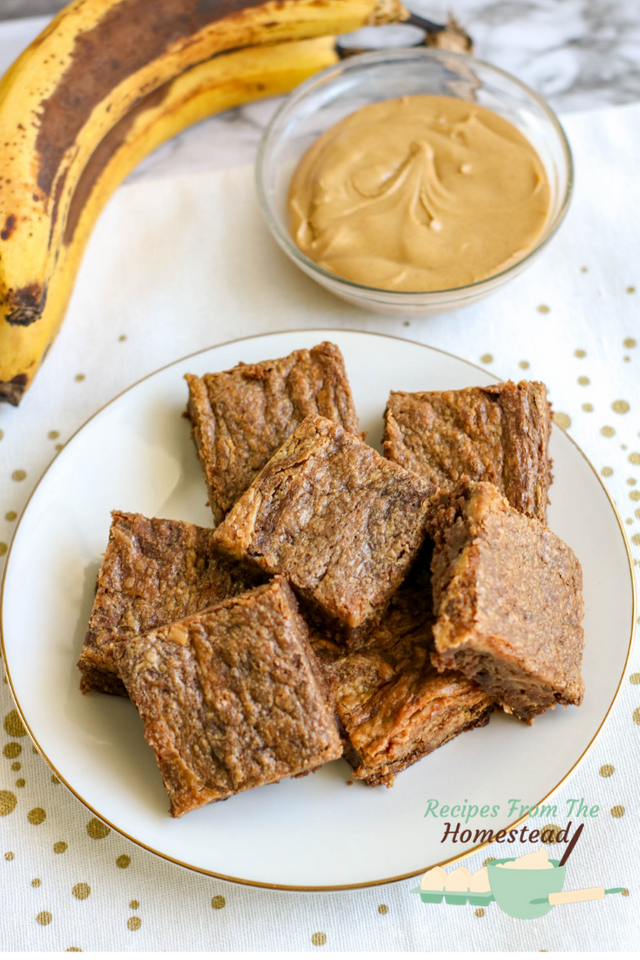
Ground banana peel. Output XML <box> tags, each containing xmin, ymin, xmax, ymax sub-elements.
<box><xmin>0</xmin><ymin>36</ymin><xmax>340</xmax><ymax>403</ymax></box>
<box><xmin>0</xmin><ymin>0</ymin><xmax>406</xmax><ymax>404</ymax></box>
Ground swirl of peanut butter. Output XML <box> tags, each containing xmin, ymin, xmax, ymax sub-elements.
<box><xmin>288</xmin><ymin>95</ymin><xmax>550</xmax><ymax>292</ymax></box>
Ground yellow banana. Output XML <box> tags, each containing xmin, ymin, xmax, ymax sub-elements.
<box><xmin>0</xmin><ymin>0</ymin><xmax>405</xmax><ymax>404</ymax></box>
<box><xmin>0</xmin><ymin>36</ymin><xmax>339</xmax><ymax>403</ymax></box>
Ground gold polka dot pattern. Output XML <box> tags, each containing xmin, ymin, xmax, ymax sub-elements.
<box><xmin>311</xmin><ymin>932</ymin><xmax>327</xmax><ymax>946</ymax></box>
<box><xmin>127</xmin><ymin>917</ymin><xmax>142</xmax><ymax>931</ymax></box>
<box><xmin>629</xmin><ymin>673</ymin><xmax>640</xmax><ymax>684</ymax></box>
<box><xmin>537</xmin><ymin>305</ymin><xmax>550</xmax><ymax>314</ymax></box>
<box><xmin>629</xmin><ymin>452</ymin><xmax>640</xmax><ymax>465</ymax></box>
<box><xmin>378</xmin><ymin>904</ymin><xmax>388</xmax><ymax>914</ymax></box>
<box><xmin>0</xmin><ymin>791</ymin><xmax>17</xmax><ymax>816</ymax></box>
<box><xmin>575</xmin><ymin>349</ymin><xmax>586</xmax><ymax>358</ymax></box>
<box><xmin>601</xmin><ymin>426</ymin><xmax>616</xmax><ymax>437</ymax></box>
<box><xmin>54</xmin><ymin>842</ymin><xmax>67</xmax><ymax>854</ymax></box>
<box><xmin>553</xmin><ymin>412</ymin><xmax>571</xmax><ymax>430</ymax></box>
<box><xmin>599</xmin><ymin>764</ymin><xmax>614</xmax><ymax>777</ymax></box>
<box><xmin>475</xmin><ymin>908</ymin><xmax>485</xmax><ymax>917</ymax></box>
<box><xmin>86</xmin><ymin>818</ymin><xmax>110</xmax><ymax>840</ymax></box>
<box><xmin>4</xmin><ymin>710</ymin><xmax>26</xmax><ymax>737</ymax></box>
<box><xmin>32</xmin><ymin>878</ymin><xmax>41</xmax><ymax>887</ymax></box>
<box><xmin>541</xmin><ymin>824</ymin><xmax>562</xmax><ymax>844</ymax></box>
<box><xmin>582</xmin><ymin>403</ymin><xmax>593</xmax><ymax>412</ymax></box>
<box><xmin>633</xmin><ymin>707</ymin><xmax>640</xmax><ymax>725</ymax></box>
<box><xmin>27</xmin><ymin>808</ymin><xmax>46</xmax><ymax>825</ymax></box>
<box><xmin>36</xmin><ymin>911</ymin><xmax>52</xmax><ymax>926</ymax></box>
<box><xmin>72</xmin><ymin>883</ymin><xmax>91</xmax><ymax>900</ymax></box>
<box><xmin>611</xmin><ymin>805</ymin><xmax>625</xmax><ymax>818</ymax></box>
<box><xmin>578</xmin><ymin>376</ymin><xmax>590</xmax><ymax>386</ymax></box>
<box><xmin>480</xmin><ymin>353</ymin><xmax>493</xmax><ymax>364</ymax></box>
<box><xmin>116</xmin><ymin>855</ymin><xmax>130</xmax><ymax>868</ymax></box>
<box><xmin>129</xmin><ymin>900</ymin><xmax>139</xmax><ymax>910</ymax></box>
<box><xmin>5</xmin><ymin>510</ymin><xmax>17</xmax><ymax>521</ymax></box>
<box><xmin>211</xmin><ymin>895</ymin><xmax>226</xmax><ymax>909</ymax></box>
<box><xmin>11</xmin><ymin>470</ymin><xmax>26</xmax><ymax>482</ymax></box>
<box><xmin>3</xmin><ymin>742</ymin><xmax>21</xmax><ymax>758</ymax></box>
<box><xmin>5</xmin><ymin>851</ymin><xmax>14</xmax><ymax>860</ymax></box>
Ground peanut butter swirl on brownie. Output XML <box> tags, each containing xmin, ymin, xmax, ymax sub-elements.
<box><xmin>213</xmin><ymin>415</ymin><xmax>435</xmax><ymax>631</ymax></box>
<box><xmin>426</xmin><ymin>481</ymin><xmax>585</xmax><ymax>724</ymax></box>
<box><xmin>114</xmin><ymin>578</ymin><xmax>342</xmax><ymax>817</ymax></box>
<box><xmin>79</xmin><ymin>511</ymin><xmax>260</xmax><ymax>696</ymax></box>
<box><xmin>185</xmin><ymin>341</ymin><xmax>359</xmax><ymax>524</ymax></box>
<box><xmin>383</xmin><ymin>380</ymin><xmax>552</xmax><ymax>521</ymax></box>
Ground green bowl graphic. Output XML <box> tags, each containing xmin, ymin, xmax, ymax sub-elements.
<box><xmin>487</xmin><ymin>858</ymin><xmax>565</xmax><ymax>919</ymax></box>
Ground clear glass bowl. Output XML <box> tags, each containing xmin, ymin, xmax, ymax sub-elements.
<box><xmin>256</xmin><ymin>48</ymin><xmax>573</xmax><ymax>317</ymax></box>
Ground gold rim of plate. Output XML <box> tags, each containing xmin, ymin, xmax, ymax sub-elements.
<box><xmin>0</xmin><ymin>328</ymin><xmax>636</xmax><ymax>892</ymax></box>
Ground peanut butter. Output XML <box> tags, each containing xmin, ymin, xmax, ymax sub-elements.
<box><xmin>288</xmin><ymin>95</ymin><xmax>551</xmax><ymax>292</ymax></box>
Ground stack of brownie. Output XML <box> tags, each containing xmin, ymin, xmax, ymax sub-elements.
<box><xmin>78</xmin><ymin>342</ymin><xmax>585</xmax><ymax>816</ymax></box>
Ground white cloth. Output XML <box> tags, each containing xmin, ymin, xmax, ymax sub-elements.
<box><xmin>1</xmin><ymin>90</ymin><xmax>639</xmax><ymax>952</ymax></box>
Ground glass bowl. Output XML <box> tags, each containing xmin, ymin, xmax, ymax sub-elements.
<box><xmin>255</xmin><ymin>47</ymin><xmax>573</xmax><ymax>317</ymax></box>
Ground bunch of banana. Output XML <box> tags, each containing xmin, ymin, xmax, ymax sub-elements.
<box><xmin>0</xmin><ymin>0</ymin><xmax>405</xmax><ymax>405</ymax></box>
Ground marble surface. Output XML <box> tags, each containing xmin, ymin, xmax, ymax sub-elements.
<box><xmin>0</xmin><ymin>2</ymin><xmax>638</xmax><ymax>182</ymax></box>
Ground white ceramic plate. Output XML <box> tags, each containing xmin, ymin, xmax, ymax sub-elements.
<box><xmin>1</xmin><ymin>330</ymin><xmax>635</xmax><ymax>890</ymax></box>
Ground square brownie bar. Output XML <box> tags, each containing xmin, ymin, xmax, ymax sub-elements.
<box><xmin>383</xmin><ymin>380</ymin><xmax>552</xmax><ymax>521</ymax></box>
<box><xmin>79</xmin><ymin>511</ymin><xmax>260</xmax><ymax>696</ymax></box>
<box><xmin>212</xmin><ymin>415</ymin><xmax>435</xmax><ymax>631</ymax></box>
<box><xmin>185</xmin><ymin>341</ymin><xmax>359</xmax><ymax>524</ymax></box>
<box><xmin>426</xmin><ymin>482</ymin><xmax>585</xmax><ymax>724</ymax></box>
<box><xmin>113</xmin><ymin>578</ymin><xmax>342</xmax><ymax>816</ymax></box>
<box><xmin>313</xmin><ymin>547</ymin><xmax>494</xmax><ymax>786</ymax></box>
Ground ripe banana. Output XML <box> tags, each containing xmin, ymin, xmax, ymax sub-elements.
<box><xmin>0</xmin><ymin>36</ymin><xmax>339</xmax><ymax>404</ymax></box>
<box><xmin>0</xmin><ymin>0</ymin><xmax>405</xmax><ymax>404</ymax></box>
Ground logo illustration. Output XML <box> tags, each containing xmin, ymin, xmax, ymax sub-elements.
<box><xmin>411</xmin><ymin>825</ymin><xmax>627</xmax><ymax>919</ymax></box>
